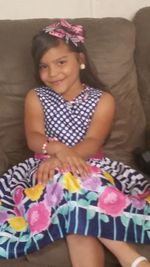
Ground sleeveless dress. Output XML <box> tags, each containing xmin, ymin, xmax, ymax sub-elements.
<box><xmin>0</xmin><ymin>85</ymin><xmax>149</xmax><ymax>259</ymax></box>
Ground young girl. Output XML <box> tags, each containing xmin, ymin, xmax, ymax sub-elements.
<box><xmin>0</xmin><ymin>19</ymin><xmax>149</xmax><ymax>267</ymax></box>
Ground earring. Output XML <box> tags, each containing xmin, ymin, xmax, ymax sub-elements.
<box><xmin>80</xmin><ymin>63</ymin><xmax>85</xmax><ymax>70</ymax></box>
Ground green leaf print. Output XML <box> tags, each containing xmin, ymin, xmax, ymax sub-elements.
<box><xmin>35</xmin><ymin>233</ymin><xmax>44</xmax><ymax>241</ymax></box>
<box><xmin>121</xmin><ymin>215</ymin><xmax>130</xmax><ymax>227</ymax></box>
<box><xmin>78</xmin><ymin>199</ymin><xmax>89</xmax><ymax>207</ymax></box>
<box><xmin>63</xmin><ymin>191</ymin><xmax>68</xmax><ymax>200</ymax></box>
<box><xmin>52</xmin><ymin>215</ymin><xmax>59</xmax><ymax>224</ymax></box>
<box><xmin>69</xmin><ymin>202</ymin><xmax>76</xmax><ymax>211</ymax></box>
<box><xmin>0</xmin><ymin>223</ymin><xmax>11</xmax><ymax>232</ymax></box>
<box><xmin>24</xmin><ymin>239</ymin><xmax>32</xmax><ymax>253</ymax></box>
<box><xmin>132</xmin><ymin>215</ymin><xmax>143</xmax><ymax>225</ymax></box>
<box><xmin>18</xmin><ymin>234</ymin><xmax>31</xmax><ymax>242</ymax></box>
<box><xmin>78</xmin><ymin>189</ymin><xmax>86</xmax><ymax>195</ymax></box>
<box><xmin>9</xmin><ymin>235</ymin><xmax>19</xmax><ymax>242</ymax></box>
<box><xmin>84</xmin><ymin>210</ymin><xmax>96</xmax><ymax>235</ymax></box>
<box><xmin>144</xmin><ymin>221</ymin><xmax>150</xmax><ymax>230</ymax></box>
<box><xmin>100</xmin><ymin>214</ymin><xmax>109</xmax><ymax>223</ymax></box>
<box><xmin>5</xmin><ymin>225</ymin><xmax>16</xmax><ymax>234</ymax></box>
<box><xmin>58</xmin><ymin>205</ymin><xmax>69</xmax><ymax>216</ymax></box>
<box><xmin>86</xmin><ymin>192</ymin><xmax>98</xmax><ymax>201</ymax></box>
<box><xmin>0</xmin><ymin>247</ymin><xmax>7</xmax><ymax>258</ymax></box>
<box><xmin>0</xmin><ymin>237</ymin><xmax>8</xmax><ymax>245</ymax></box>
<box><xmin>86</xmin><ymin>210</ymin><xmax>96</xmax><ymax>220</ymax></box>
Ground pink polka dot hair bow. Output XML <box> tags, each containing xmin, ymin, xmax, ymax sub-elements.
<box><xmin>43</xmin><ymin>19</ymin><xmax>85</xmax><ymax>47</ymax></box>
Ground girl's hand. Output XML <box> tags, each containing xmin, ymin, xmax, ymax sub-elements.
<box><xmin>34</xmin><ymin>157</ymin><xmax>62</xmax><ymax>185</ymax></box>
<box><xmin>56</xmin><ymin>147</ymin><xmax>89</xmax><ymax>178</ymax></box>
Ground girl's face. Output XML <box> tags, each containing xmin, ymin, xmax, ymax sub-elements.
<box><xmin>39</xmin><ymin>41</ymin><xmax>84</xmax><ymax>100</ymax></box>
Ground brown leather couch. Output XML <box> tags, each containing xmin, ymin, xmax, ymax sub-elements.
<box><xmin>0</xmin><ymin>6</ymin><xmax>149</xmax><ymax>267</ymax></box>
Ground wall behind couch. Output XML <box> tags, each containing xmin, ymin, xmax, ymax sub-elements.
<box><xmin>0</xmin><ymin>0</ymin><xmax>150</xmax><ymax>20</ymax></box>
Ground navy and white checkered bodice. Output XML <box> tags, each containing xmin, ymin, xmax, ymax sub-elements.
<box><xmin>35</xmin><ymin>86</ymin><xmax>103</xmax><ymax>146</ymax></box>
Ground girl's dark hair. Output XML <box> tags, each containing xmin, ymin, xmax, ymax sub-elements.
<box><xmin>32</xmin><ymin>29</ymin><xmax>104</xmax><ymax>89</ymax></box>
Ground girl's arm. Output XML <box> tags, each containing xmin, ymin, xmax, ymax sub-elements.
<box><xmin>24</xmin><ymin>89</ymin><xmax>89</xmax><ymax>183</ymax></box>
<box><xmin>71</xmin><ymin>92</ymin><xmax>115</xmax><ymax>159</ymax></box>
<box><xmin>24</xmin><ymin>89</ymin><xmax>65</xmax><ymax>155</ymax></box>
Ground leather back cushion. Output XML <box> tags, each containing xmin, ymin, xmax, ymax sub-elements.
<box><xmin>134</xmin><ymin>7</ymin><xmax>150</xmax><ymax>149</ymax></box>
<box><xmin>0</xmin><ymin>18</ymin><xmax>146</xmax><ymax>169</ymax></box>
<box><xmin>0</xmin><ymin>146</ymin><xmax>9</xmax><ymax>175</ymax></box>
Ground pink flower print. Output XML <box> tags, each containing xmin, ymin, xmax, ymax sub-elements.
<box><xmin>44</xmin><ymin>183</ymin><xmax>63</xmax><ymax>208</ymax></box>
<box><xmin>0</xmin><ymin>211</ymin><xmax>8</xmax><ymax>224</ymax></box>
<box><xmin>27</xmin><ymin>201</ymin><xmax>51</xmax><ymax>234</ymax></box>
<box><xmin>13</xmin><ymin>187</ymin><xmax>24</xmax><ymax>205</ymax></box>
<box><xmin>88</xmin><ymin>165</ymin><xmax>102</xmax><ymax>176</ymax></box>
<box><xmin>82</xmin><ymin>177</ymin><xmax>102</xmax><ymax>192</ymax></box>
<box><xmin>14</xmin><ymin>204</ymin><xmax>25</xmax><ymax>216</ymax></box>
<box><xmin>98</xmin><ymin>187</ymin><xmax>130</xmax><ymax>217</ymax></box>
<box><xmin>14</xmin><ymin>207</ymin><xmax>21</xmax><ymax>216</ymax></box>
<box><xmin>130</xmin><ymin>197</ymin><xmax>146</xmax><ymax>210</ymax></box>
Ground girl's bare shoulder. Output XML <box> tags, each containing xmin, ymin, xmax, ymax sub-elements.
<box><xmin>25</xmin><ymin>88</ymin><xmax>40</xmax><ymax>103</ymax></box>
<box><xmin>25</xmin><ymin>88</ymin><xmax>42</xmax><ymax>113</ymax></box>
<box><xmin>97</xmin><ymin>91</ymin><xmax>115</xmax><ymax>114</ymax></box>
<box><xmin>25</xmin><ymin>88</ymin><xmax>37</xmax><ymax>99</ymax></box>
<box><xmin>100</xmin><ymin>91</ymin><xmax>115</xmax><ymax>103</ymax></box>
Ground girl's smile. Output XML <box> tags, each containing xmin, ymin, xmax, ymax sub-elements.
<box><xmin>39</xmin><ymin>41</ymin><xmax>84</xmax><ymax>101</ymax></box>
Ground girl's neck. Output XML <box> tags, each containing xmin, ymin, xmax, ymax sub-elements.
<box><xmin>62</xmin><ymin>83</ymin><xmax>86</xmax><ymax>101</ymax></box>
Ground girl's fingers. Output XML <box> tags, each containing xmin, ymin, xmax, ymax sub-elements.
<box><xmin>35</xmin><ymin>162</ymin><xmax>52</xmax><ymax>184</ymax></box>
<box><xmin>76</xmin><ymin>163</ymin><xmax>88</xmax><ymax>177</ymax></box>
<box><xmin>36</xmin><ymin>158</ymin><xmax>62</xmax><ymax>184</ymax></box>
<box><xmin>55</xmin><ymin>160</ymin><xmax>72</xmax><ymax>174</ymax></box>
<box><xmin>66</xmin><ymin>158</ymin><xmax>88</xmax><ymax>177</ymax></box>
<box><xmin>58</xmin><ymin>160</ymin><xmax>70</xmax><ymax>173</ymax></box>
<box><xmin>35</xmin><ymin>157</ymin><xmax>88</xmax><ymax>182</ymax></box>
<box><xmin>48</xmin><ymin>169</ymin><xmax>55</xmax><ymax>181</ymax></box>
<box><xmin>37</xmin><ymin>168</ymin><xmax>48</xmax><ymax>184</ymax></box>
<box><xmin>41</xmin><ymin>171</ymin><xmax>49</xmax><ymax>185</ymax></box>
<box><xmin>35</xmin><ymin>167</ymin><xmax>43</xmax><ymax>184</ymax></box>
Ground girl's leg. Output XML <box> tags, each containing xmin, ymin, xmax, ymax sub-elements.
<box><xmin>100</xmin><ymin>238</ymin><xmax>150</xmax><ymax>267</ymax></box>
<box><xmin>66</xmin><ymin>234</ymin><xmax>104</xmax><ymax>267</ymax></box>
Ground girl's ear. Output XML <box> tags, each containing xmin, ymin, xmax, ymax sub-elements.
<box><xmin>78</xmin><ymin>52</ymin><xmax>85</xmax><ymax>64</ymax></box>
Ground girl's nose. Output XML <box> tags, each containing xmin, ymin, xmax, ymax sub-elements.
<box><xmin>48</xmin><ymin>66</ymin><xmax>58</xmax><ymax>77</ymax></box>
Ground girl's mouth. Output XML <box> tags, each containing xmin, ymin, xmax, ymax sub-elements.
<box><xmin>50</xmin><ymin>79</ymin><xmax>64</xmax><ymax>86</ymax></box>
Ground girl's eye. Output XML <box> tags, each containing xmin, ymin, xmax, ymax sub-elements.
<box><xmin>39</xmin><ymin>64</ymin><xmax>47</xmax><ymax>70</ymax></box>
<box><xmin>58</xmin><ymin>60</ymin><xmax>66</xmax><ymax>65</ymax></box>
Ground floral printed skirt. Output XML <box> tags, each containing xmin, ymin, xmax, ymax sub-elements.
<box><xmin>0</xmin><ymin>156</ymin><xmax>149</xmax><ymax>259</ymax></box>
